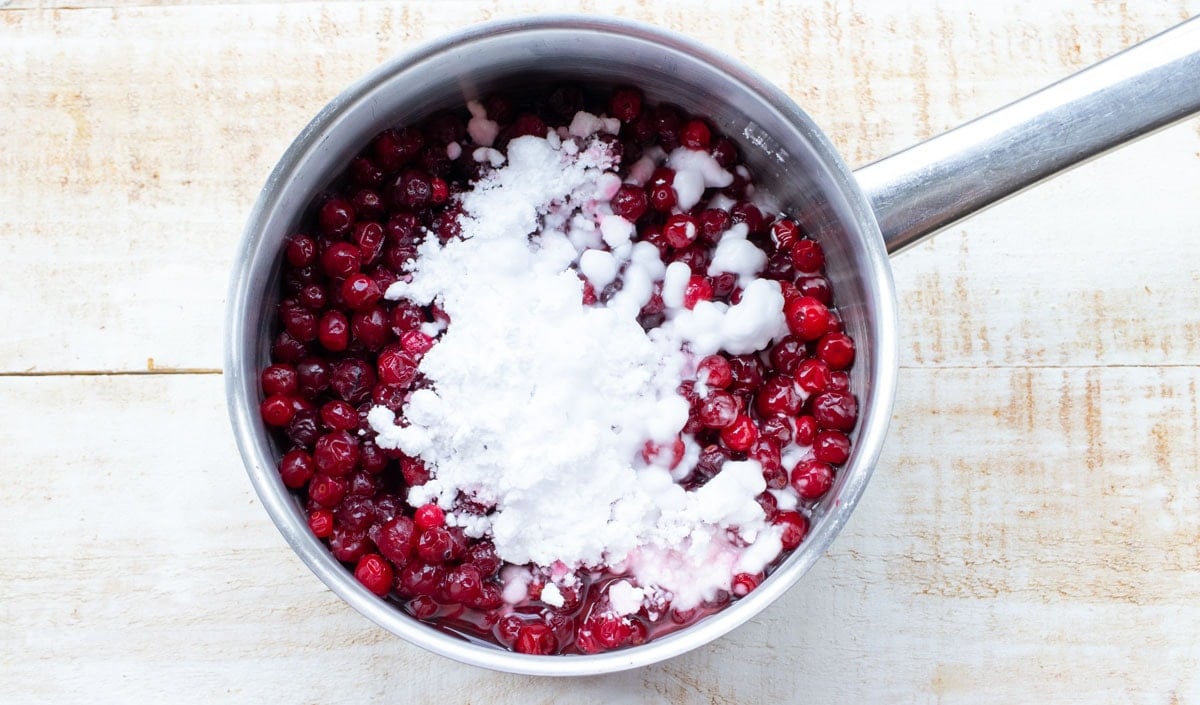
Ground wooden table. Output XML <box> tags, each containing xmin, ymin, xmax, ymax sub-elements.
<box><xmin>3</xmin><ymin>2</ymin><xmax>1199</xmax><ymax>702</ymax></box>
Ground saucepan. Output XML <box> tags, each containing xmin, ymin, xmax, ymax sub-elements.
<box><xmin>225</xmin><ymin>14</ymin><xmax>1200</xmax><ymax>676</ymax></box>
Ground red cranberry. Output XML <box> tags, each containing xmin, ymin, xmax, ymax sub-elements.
<box><xmin>376</xmin><ymin>516</ymin><xmax>415</xmax><ymax>566</ymax></box>
<box><xmin>610</xmin><ymin>86</ymin><xmax>643</xmax><ymax>122</ymax></box>
<box><xmin>767</xmin><ymin>336</ymin><xmax>806</xmax><ymax>376</ymax></box>
<box><xmin>320</xmin><ymin>243</ymin><xmax>360</xmax><ymax>279</ymax></box>
<box><xmin>756</xmin><ymin>492</ymin><xmax>779</xmax><ymax>521</ymax></box>
<box><xmin>664</xmin><ymin>214</ymin><xmax>700</xmax><ymax>249</ymax></box>
<box><xmin>679</xmin><ymin>119</ymin><xmax>711</xmax><ymax>150</ymax></box>
<box><xmin>816</xmin><ymin>332</ymin><xmax>856</xmax><ymax>370</ymax></box>
<box><xmin>295</xmin><ymin>358</ymin><xmax>330</xmax><ymax>399</ymax></box>
<box><xmin>286</xmin><ymin>234</ymin><xmax>317</xmax><ymax>267</ymax></box>
<box><xmin>298</xmin><ymin>283</ymin><xmax>327</xmax><ymax>310</ymax></box>
<box><xmin>791</xmin><ymin>239</ymin><xmax>826</xmax><ymax>273</ymax></box>
<box><xmin>698</xmin><ymin>391</ymin><xmax>738</xmax><ymax>429</ymax></box>
<box><xmin>794</xmin><ymin>415</ymin><xmax>818</xmax><ymax>446</ymax></box>
<box><xmin>784</xmin><ymin>295</ymin><xmax>830</xmax><ymax>341</ymax></box>
<box><xmin>719</xmin><ymin>414</ymin><xmax>758</xmax><ymax>452</ymax></box>
<box><xmin>330</xmin><ymin>358</ymin><xmax>376</xmax><ymax>405</ymax></box>
<box><xmin>313</xmin><ymin>430</ymin><xmax>359</xmax><ymax>477</ymax></box>
<box><xmin>377</xmin><ymin>345</ymin><xmax>418</xmax><ymax>387</ymax></box>
<box><xmin>774</xmin><ymin>511</ymin><xmax>810</xmax><ymax>550</ymax></box>
<box><xmin>828</xmin><ymin>370</ymin><xmax>851</xmax><ymax>393</ymax></box>
<box><xmin>683</xmin><ymin>276</ymin><xmax>713</xmax><ymax>309</ymax></box>
<box><xmin>341</xmin><ymin>273</ymin><xmax>382</xmax><ymax>311</ymax></box>
<box><xmin>317</xmin><ymin>310</ymin><xmax>349</xmax><ymax>352</ymax></box>
<box><xmin>698</xmin><ymin>208</ymin><xmax>732</xmax><ymax>243</ymax></box>
<box><xmin>813</xmin><ymin>430</ymin><xmax>851</xmax><ymax>465</ymax></box>
<box><xmin>771</xmin><ymin>219</ymin><xmax>800</xmax><ymax>252</ymax></box>
<box><xmin>400</xmin><ymin>457</ymin><xmax>431</xmax><ymax>487</ymax></box>
<box><xmin>790</xmin><ymin>459</ymin><xmax>834</xmax><ymax>500</ymax></box>
<box><xmin>416</xmin><ymin>526</ymin><xmax>457</xmax><ymax>564</ymax></box>
<box><xmin>317</xmin><ymin>198</ymin><xmax>355</xmax><ymax>237</ymax></box>
<box><xmin>260</xmin><ymin>394</ymin><xmax>295</xmax><ymax>427</ymax></box>
<box><xmin>795</xmin><ymin>358</ymin><xmax>832</xmax><ymax>394</ymax></box>
<box><xmin>374</xmin><ymin>127</ymin><xmax>424</xmax><ymax>171</ymax></box>
<box><xmin>653</xmin><ymin>104</ymin><xmax>683</xmax><ymax>147</ymax></box>
<box><xmin>309</xmin><ymin>473</ymin><xmax>348</xmax><ymax>509</ymax></box>
<box><xmin>466</xmin><ymin>541</ymin><xmax>502</xmax><ymax>577</ymax></box>
<box><xmin>797</xmin><ymin>275</ymin><xmax>832</xmax><ymax>305</ymax></box>
<box><xmin>755</xmin><ymin>374</ymin><xmax>802</xmax><ymax>417</ymax></box>
<box><xmin>413</xmin><ymin>503</ymin><xmax>445</xmax><ymax>531</ymax></box>
<box><xmin>730</xmin><ymin>201</ymin><xmax>764</xmax><ymax>235</ymax></box>
<box><xmin>514</xmin><ymin>623</ymin><xmax>557</xmax><ymax>655</ymax></box>
<box><xmin>510</xmin><ymin>112</ymin><xmax>548</xmax><ymax>139</ymax></box>
<box><xmin>727</xmin><ymin>355</ymin><xmax>765</xmax><ymax>392</ymax></box>
<box><xmin>261</xmin><ymin>364</ymin><xmax>298</xmax><ymax>396</ymax></box>
<box><xmin>442</xmin><ymin>564</ymin><xmax>483</xmax><ymax>605</ymax></box>
<box><xmin>730</xmin><ymin>572</ymin><xmax>761</xmax><ymax>597</ymax></box>
<box><xmin>349</xmin><ymin>157</ymin><xmax>384</xmax><ymax>188</ymax></box>
<box><xmin>711</xmin><ymin>137</ymin><xmax>738</xmax><ymax>168</ymax></box>
<box><xmin>279</xmin><ymin>449</ymin><xmax>315</xmax><ymax>489</ymax></box>
<box><xmin>611</xmin><ymin>184</ymin><xmax>649</xmax><ymax>222</ymax></box>
<box><xmin>358</xmin><ymin>440</ymin><xmax>387</xmax><ymax>474</ymax></box>
<box><xmin>284</xmin><ymin>409</ymin><xmax>321</xmax><ymax>447</ymax></box>
<box><xmin>695</xmin><ymin>443</ymin><xmax>731</xmax><ymax>480</ymax></box>
<box><xmin>811</xmin><ymin>391</ymin><xmax>858</xmax><ymax>431</ymax></box>
<box><xmin>308</xmin><ymin>508</ymin><xmax>334</xmax><ymax>538</ymax></box>
<box><xmin>271</xmin><ymin>330</ymin><xmax>308</xmax><ymax>364</ymax></box>
<box><xmin>398</xmin><ymin>560</ymin><xmax>445</xmax><ymax>598</ymax></box>
<box><xmin>697</xmin><ymin>354</ymin><xmax>732</xmax><ymax>389</ymax></box>
<box><xmin>351</xmin><ymin>306</ymin><xmax>391</xmax><ymax>350</ymax></box>
<box><xmin>336</xmin><ymin>495</ymin><xmax>376</xmax><ymax>532</ymax></box>
<box><xmin>642</xmin><ymin>437</ymin><xmax>685</xmax><ymax>470</ymax></box>
<box><xmin>760</xmin><ymin>415</ymin><xmax>794</xmax><ymax>445</ymax></box>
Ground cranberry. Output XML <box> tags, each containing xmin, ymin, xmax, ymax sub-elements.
<box><xmin>813</xmin><ymin>430</ymin><xmax>851</xmax><ymax>465</ymax></box>
<box><xmin>336</xmin><ymin>495</ymin><xmax>375</xmax><ymax>532</ymax></box>
<box><xmin>319</xmin><ymin>243</ymin><xmax>358</xmax><ymax>280</ymax></box>
<box><xmin>828</xmin><ymin>370</ymin><xmax>851</xmax><ymax>393</ymax></box>
<box><xmin>286</xmin><ymin>234</ymin><xmax>317</xmax><ymax>267</ymax></box>
<box><xmin>794</xmin><ymin>415</ymin><xmax>818</xmax><ymax>446</ymax></box>
<box><xmin>443</xmin><ymin>564</ymin><xmax>483</xmax><ymax>605</ymax></box>
<box><xmin>377</xmin><ymin>345</ymin><xmax>417</xmax><ymax>388</ymax></box>
<box><xmin>260</xmin><ymin>394</ymin><xmax>295</xmax><ymax>427</ymax></box>
<box><xmin>341</xmin><ymin>273</ymin><xmax>382</xmax><ymax>311</ymax></box>
<box><xmin>330</xmin><ymin>358</ymin><xmax>376</xmax><ymax>405</ymax></box>
<box><xmin>358</xmin><ymin>440</ymin><xmax>387</xmax><ymax>474</ymax></box>
<box><xmin>791</xmin><ymin>238</ymin><xmax>826</xmax><ymax>272</ymax></box>
<box><xmin>261</xmin><ymin>364</ymin><xmax>298</xmax><ymax>397</ymax></box>
<box><xmin>351</xmin><ymin>306</ymin><xmax>391</xmax><ymax>350</ymax></box>
<box><xmin>696</xmin><ymin>354</ymin><xmax>732</xmax><ymax>389</ymax></box>
<box><xmin>400</xmin><ymin>457</ymin><xmax>431</xmax><ymax>487</ymax></box>
<box><xmin>790</xmin><ymin>459</ymin><xmax>834</xmax><ymax>500</ymax></box>
<box><xmin>514</xmin><ymin>623</ymin><xmax>557</xmax><ymax>655</ymax></box>
<box><xmin>710</xmin><ymin>137</ymin><xmax>738</xmax><ymax>168</ymax></box>
<box><xmin>653</xmin><ymin>104</ymin><xmax>683</xmax><ymax>148</ymax></box>
<box><xmin>760</xmin><ymin>415</ymin><xmax>794</xmax><ymax>445</ymax></box>
<box><xmin>730</xmin><ymin>572</ymin><xmax>761</xmax><ymax>597</ymax></box>
<box><xmin>719</xmin><ymin>414</ymin><xmax>758</xmax><ymax>452</ymax></box>
<box><xmin>767</xmin><ymin>336</ymin><xmax>806</xmax><ymax>376</ymax></box>
<box><xmin>317</xmin><ymin>198</ymin><xmax>354</xmax><ymax>237</ymax></box>
<box><xmin>510</xmin><ymin>112</ymin><xmax>548</xmax><ymax>139</ymax></box>
<box><xmin>610</xmin><ymin>86</ymin><xmax>643</xmax><ymax>123</ymax></box>
<box><xmin>784</xmin><ymin>296</ymin><xmax>830</xmax><ymax>341</ymax></box>
<box><xmin>349</xmin><ymin>157</ymin><xmax>384</xmax><ymax>188</ymax></box>
<box><xmin>682</xmin><ymin>276</ymin><xmax>713</xmax><ymax>309</ymax></box>
<box><xmin>642</xmin><ymin>437</ymin><xmax>685</xmax><ymax>470</ymax></box>
<box><xmin>697</xmin><ymin>391</ymin><xmax>738</xmax><ymax>429</ymax></box>
<box><xmin>309</xmin><ymin>473</ymin><xmax>348</xmax><ymax>509</ymax></box>
<box><xmin>308</xmin><ymin>508</ymin><xmax>334</xmax><ymax>538</ymax></box>
<box><xmin>413</xmin><ymin>503</ymin><xmax>445</xmax><ymax>531</ymax></box>
<box><xmin>755</xmin><ymin>374</ymin><xmax>802</xmax><ymax>417</ymax></box>
<box><xmin>316</xmin><ymin>310</ymin><xmax>349</xmax><ymax>352</ymax></box>
<box><xmin>466</xmin><ymin>541</ymin><xmax>502</xmax><ymax>577</ymax></box>
<box><xmin>797</xmin><ymin>275</ymin><xmax>832</xmax><ymax>305</ymax></box>
<box><xmin>279</xmin><ymin>449</ymin><xmax>315</xmax><ymax>489</ymax></box>
<box><xmin>730</xmin><ymin>201</ymin><xmax>764</xmax><ymax>235</ymax></box>
<box><xmin>795</xmin><ymin>358</ymin><xmax>832</xmax><ymax>394</ymax></box>
<box><xmin>374</xmin><ymin>127</ymin><xmax>424</xmax><ymax>171</ymax></box>
<box><xmin>610</xmin><ymin>184</ymin><xmax>649</xmax><ymax>222</ymax></box>
<box><xmin>284</xmin><ymin>409</ymin><xmax>321</xmax><ymax>447</ymax></box>
<box><xmin>770</xmin><ymin>219</ymin><xmax>800</xmax><ymax>252</ymax></box>
<box><xmin>313</xmin><ymin>430</ymin><xmax>359</xmax><ymax>476</ymax></box>
<box><xmin>298</xmin><ymin>283</ymin><xmax>327</xmax><ymax>310</ymax></box>
<box><xmin>679</xmin><ymin>119</ymin><xmax>711</xmax><ymax>150</ymax></box>
<box><xmin>295</xmin><ymin>358</ymin><xmax>330</xmax><ymax>398</ymax></box>
<box><xmin>774</xmin><ymin>511</ymin><xmax>810</xmax><ymax>550</ymax></box>
<box><xmin>817</xmin><ymin>332</ymin><xmax>856</xmax><ymax>370</ymax></box>
<box><xmin>727</xmin><ymin>355</ymin><xmax>765</xmax><ymax>392</ymax></box>
<box><xmin>398</xmin><ymin>560</ymin><xmax>445</xmax><ymax>598</ymax></box>
<box><xmin>811</xmin><ymin>391</ymin><xmax>858</xmax><ymax>431</ymax></box>
<box><xmin>663</xmin><ymin>214</ymin><xmax>700</xmax><ymax>249</ymax></box>
<box><xmin>271</xmin><ymin>330</ymin><xmax>308</xmax><ymax>364</ymax></box>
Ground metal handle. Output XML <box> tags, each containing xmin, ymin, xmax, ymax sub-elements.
<box><xmin>855</xmin><ymin>16</ymin><xmax>1200</xmax><ymax>255</ymax></box>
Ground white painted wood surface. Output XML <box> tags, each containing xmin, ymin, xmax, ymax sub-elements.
<box><xmin>2</xmin><ymin>2</ymin><xmax>1198</xmax><ymax>703</ymax></box>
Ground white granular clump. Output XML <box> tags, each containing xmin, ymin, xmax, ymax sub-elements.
<box><xmin>370</xmin><ymin>118</ymin><xmax>787</xmax><ymax>611</ymax></box>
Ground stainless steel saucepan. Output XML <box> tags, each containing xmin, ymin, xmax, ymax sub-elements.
<box><xmin>225</xmin><ymin>14</ymin><xmax>1200</xmax><ymax>676</ymax></box>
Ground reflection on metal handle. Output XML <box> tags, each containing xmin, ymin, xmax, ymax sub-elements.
<box><xmin>855</xmin><ymin>16</ymin><xmax>1200</xmax><ymax>255</ymax></box>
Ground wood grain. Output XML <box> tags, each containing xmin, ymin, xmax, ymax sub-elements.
<box><xmin>2</xmin><ymin>2</ymin><xmax>1200</xmax><ymax>703</ymax></box>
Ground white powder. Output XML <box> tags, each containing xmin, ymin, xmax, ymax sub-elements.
<box><xmin>369</xmin><ymin>115</ymin><xmax>792</xmax><ymax>614</ymax></box>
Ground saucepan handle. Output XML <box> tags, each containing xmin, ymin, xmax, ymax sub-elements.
<box><xmin>854</xmin><ymin>16</ymin><xmax>1200</xmax><ymax>255</ymax></box>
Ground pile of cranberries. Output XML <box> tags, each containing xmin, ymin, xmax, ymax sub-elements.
<box><xmin>259</xmin><ymin>84</ymin><xmax>858</xmax><ymax>655</ymax></box>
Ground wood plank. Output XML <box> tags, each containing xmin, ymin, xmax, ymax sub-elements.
<box><xmin>0</xmin><ymin>2</ymin><xmax>1197</xmax><ymax>372</ymax></box>
<box><xmin>1</xmin><ymin>368</ymin><xmax>1196</xmax><ymax>702</ymax></box>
